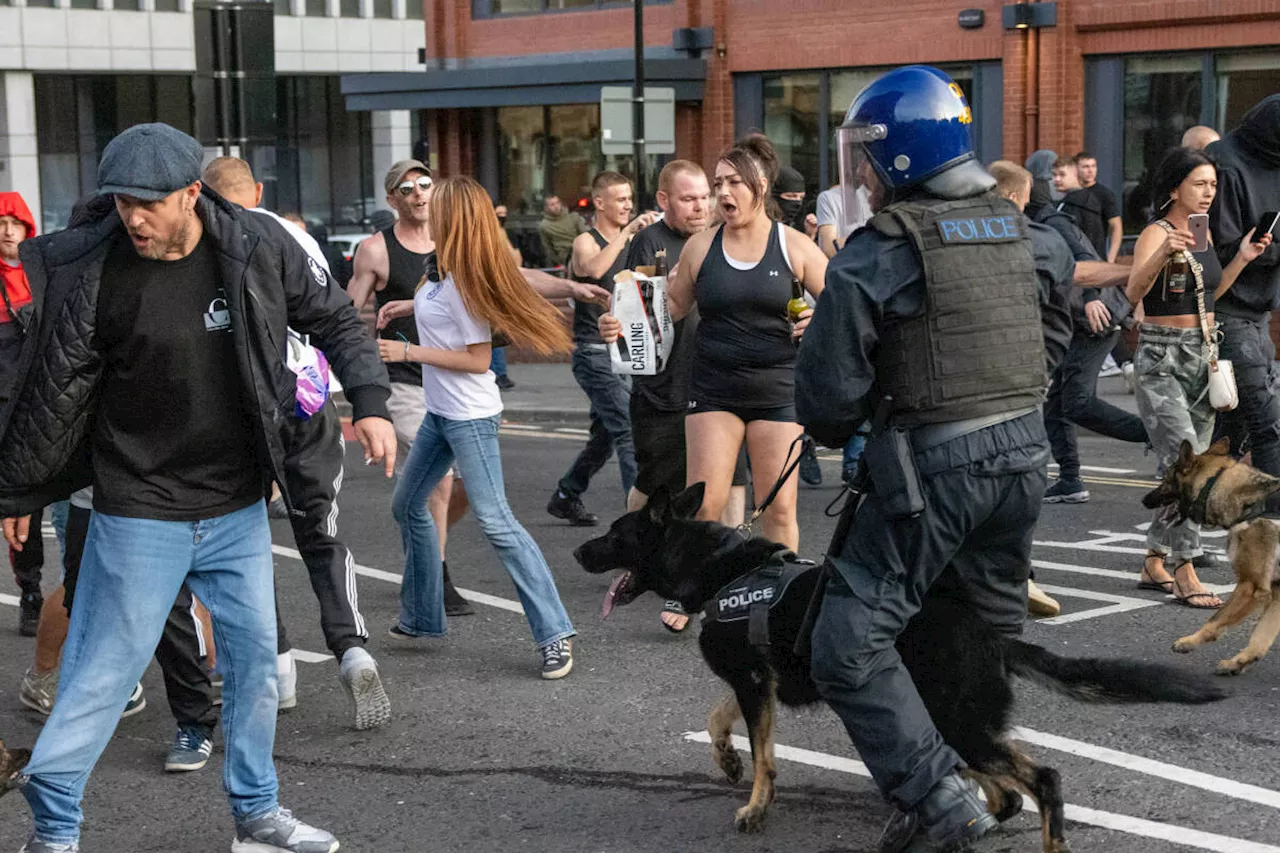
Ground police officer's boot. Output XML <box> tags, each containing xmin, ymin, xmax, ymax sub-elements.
<box><xmin>877</xmin><ymin>773</ymin><xmax>998</xmax><ymax>853</ymax></box>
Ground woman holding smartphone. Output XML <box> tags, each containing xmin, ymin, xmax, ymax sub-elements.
<box><xmin>1125</xmin><ymin>147</ymin><xmax>1272</xmax><ymax>608</ymax></box>
<box><xmin>377</xmin><ymin>176</ymin><xmax>579</xmax><ymax>679</ymax></box>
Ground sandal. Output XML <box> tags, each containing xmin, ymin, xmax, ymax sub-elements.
<box><xmin>1171</xmin><ymin>574</ymin><xmax>1222</xmax><ymax>609</ymax></box>
<box><xmin>660</xmin><ymin>600</ymin><xmax>690</xmax><ymax>633</ymax></box>
<box><xmin>1137</xmin><ymin>553</ymin><xmax>1174</xmax><ymax>594</ymax></box>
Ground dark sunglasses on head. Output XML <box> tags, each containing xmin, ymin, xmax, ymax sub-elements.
<box><xmin>397</xmin><ymin>176</ymin><xmax>433</xmax><ymax>196</ymax></box>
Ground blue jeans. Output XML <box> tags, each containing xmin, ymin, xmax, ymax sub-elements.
<box><xmin>558</xmin><ymin>345</ymin><xmax>636</xmax><ymax>499</ymax></box>
<box><xmin>21</xmin><ymin>501</ymin><xmax>279</xmax><ymax>843</ymax></box>
<box><xmin>392</xmin><ymin>413</ymin><xmax>575</xmax><ymax>648</ymax></box>
<box><xmin>490</xmin><ymin>345</ymin><xmax>508</xmax><ymax>378</ymax></box>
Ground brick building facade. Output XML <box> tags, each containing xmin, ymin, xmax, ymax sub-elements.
<box><xmin>343</xmin><ymin>1</ymin><xmax>1279</xmax><ymax>256</ymax></box>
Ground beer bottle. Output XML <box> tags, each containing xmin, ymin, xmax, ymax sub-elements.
<box><xmin>653</xmin><ymin>248</ymin><xmax>668</xmax><ymax>279</ymax></box>
<box><xmin>1167</xmin><ymin>250</ymin><xmax>1188</xmax><ymax>295</ymax></box>
<box><xmin>787</xmin><ymin>277</ymin><xmax>808</xmax><ymax>322</ymax></box>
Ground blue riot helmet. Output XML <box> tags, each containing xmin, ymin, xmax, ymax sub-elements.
<box><xmin>837</xmin><ymin>65</ymin><xmax>994</xmax><ymax>222</ymax></box>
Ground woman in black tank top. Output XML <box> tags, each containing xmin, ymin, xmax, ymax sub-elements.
<box><xmin>1124</xmin><ymin>147</ymin><xmax>1272</xmax><ymax>608</ymax></box>
<box><xmin>666</xmin><ymin>135</ymin><xmax>828</xmax><ymax>551</ymax></box>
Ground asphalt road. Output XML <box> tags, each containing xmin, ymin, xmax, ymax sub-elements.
<box><xmin>2</xmin><ymin>420</ymin><xmax>1279</xmax><ymax>853</ymax></box>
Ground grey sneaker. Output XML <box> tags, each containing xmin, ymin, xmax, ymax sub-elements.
<box><xmin>20</xmin><ymin>836</ymin><xmax>80</xmax><ymax>853</ymax></box>
<box><xmin>19</xmin><ymin>668</ymin><xmax>57</xmax><ymax>715</ymax></box>
<box><xmin>231</xmin><ymin>807</ymin><xmax>338</xmax><ymax>853</ymax></box>
<box><xmin>338</xmin><ymin>647</ymin><xmax>390</xmax><ymax>731</ymax></box>
<box><xmin>165</xmin><ymin>726</ymin><xmax>213</xmax><ymax>772</ymax></box>
<box><xmin>120</xmin><ymin>681</ymin><xmax>146</xmax><ymax>719</ymax></box>
<box><xmin>540</xmin><ymin>638</ymin><xmax>574</xmax><ymax>680</ymax></box>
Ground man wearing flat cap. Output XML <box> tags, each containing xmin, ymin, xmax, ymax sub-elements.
<box><xmin>0</xmin><ymin>122</ymin><xmax>395</xmax><ymax>853</ymax></box>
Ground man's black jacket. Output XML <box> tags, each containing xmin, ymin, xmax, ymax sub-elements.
<box><xmin>0</xmin><ymin>188</ymin><xmax>391</xmax><ymax>516</ymax></box>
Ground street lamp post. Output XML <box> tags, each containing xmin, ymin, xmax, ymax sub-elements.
<box><xmin>633</xmin><ymin>0</ymin><xmax>647</xmax><ymax>208</ymax></box>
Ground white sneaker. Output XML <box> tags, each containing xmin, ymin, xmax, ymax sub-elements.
<box><xmin>278</xmin><ymin>653</ymin><xmax>297</xmax><ymax>713</ymax></box>
<box><xmin>1028</xmin><ymin>579</ymin><xmax>1061</xmax><ymax>618</ymax></box>
<box><xmin>231</xmin><ymin>807</ymin><xmax>338</xmax><ymax>853</ymax></box>
<box><xmin>338</xmin><ymin>647</ymin><xmax>390</xmax><ymax>731</ymax></box>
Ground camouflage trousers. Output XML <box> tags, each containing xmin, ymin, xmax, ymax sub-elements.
<box><xmin>1133</xmin><ymin>323</ymin><xmax>1217</xmax><ymax>562</ymax></box>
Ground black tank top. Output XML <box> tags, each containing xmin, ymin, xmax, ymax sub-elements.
<box><xmin>691</xmin><ymin>223</ymin><xmax>796</xmax><ymax>407</ymax></box>
<box><xmin>1143</xmin><ymin>246</ymin><xmax>1223</xmax><ymax>318</ymax></box>
<box><xmin>375</xmin><ymin>226</ymin><xmax>430</xmax><ymax>386</ymax></box>
<box><xmin>571</xmin><ymin>228</ymin><xmax>627</xmax><ymax>345</ymax></box>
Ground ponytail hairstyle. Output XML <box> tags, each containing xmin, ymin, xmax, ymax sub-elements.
<box><xmin>427</xmin><ymin>176</ymin><xmax>572</xmax><ymax>356</ymax></box>
<box><xmin>717</xmin><ymin>132</ymin><xmax>782</xmax><ymax>221</ymax></box>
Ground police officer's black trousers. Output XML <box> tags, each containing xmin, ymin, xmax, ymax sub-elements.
<box><xmin>11</xmin><ymin>506</ymin><xmax>44</xmax><ymax>594</ymax></box>
<box><xmin>810</xmin><ymin>413</ymin><xmax>1048</xmax><ymax>811</ymax></box>
<box><xmin>276</xmin><ymin>400</ymin><xmax>369</xmax><ymax>660</ymax></box>
<box><xmin>1215</xmin><ymin>315</ymin><xmax>1280</xmax><ymax>483</ymax></box>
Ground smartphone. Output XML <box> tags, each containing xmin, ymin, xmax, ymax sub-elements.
<box><xmin>1188</xmin><ymin>213</ymin><xmax>1210</xmax><ymax>253</ymax></box>
<box><xmin>1255</xmin><ymin>210</ymin><xmax>1280</xmax><ymax>240</ymax></box>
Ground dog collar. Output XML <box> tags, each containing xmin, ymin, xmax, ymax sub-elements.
<box><xmin>1183</xmin><ymin>472</ymin><xmax>1220</xmax><ymax>525</ymax></box>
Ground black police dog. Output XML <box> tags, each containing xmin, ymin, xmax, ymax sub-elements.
<box><xmin>574</xmin><ymin>483</ymin><xmax>1227</xmax><ymax>852</ymax></box>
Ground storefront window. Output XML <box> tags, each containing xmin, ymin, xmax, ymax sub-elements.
<box><xmin>1122</xmin><ymin>55</ymin><xmax>1202</xmax><ymax>230</ymax></box>
<box><xmin>491</xmin><ymin>0</ymin><xmax>541</xmax><ymax>12</ymax></box>
<box><xmin>763</xmin><ymin>73</ymin><xmax>820</xmax><ymax>197</ymax></box>
<box><xmin>548</xmin><ymin>104</ymin><xmax>601</xmax><ymax>211</ymax></box>
<box><xmin>273</xmin><ymin>76</ymin><xmax>375</xmax><ymax>229</ymax></box>
<box><xmin>1216</xmin><ymin>51</ymin><xmax>1280</xmax><ymax>132</ymax></box>
<box><xmin>497</xmin><ymin>105</ymin><xmax>546</xmax><ymax>215</ymax></box>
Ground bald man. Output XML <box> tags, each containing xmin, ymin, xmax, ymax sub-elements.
<box><xmin>1182</xmin><ymin>125</ymin><xmax>1221</xmax><ymax>151</ymax></box>
<box><xmin>201</xmin><ymin>157</ymin><xmax>393</xmax><ymax>731</ymax></box>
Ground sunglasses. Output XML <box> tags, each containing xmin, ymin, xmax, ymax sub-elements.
<box><xmin>396</xmin><ymin>176</ymin><xmax>433</xmax><ymax>196</ymax></box>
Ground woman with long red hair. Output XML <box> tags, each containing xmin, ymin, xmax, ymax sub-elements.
<box><xmin>377</xmin><ymin>175</ymin><xmax>578</xmax><ymax>678</ymax></box>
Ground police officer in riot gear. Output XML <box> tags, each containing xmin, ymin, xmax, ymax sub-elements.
<box><xmin>796</xmin><ymin>66</ymin><xmax>1061</xmax><ymax>852</ymax></box>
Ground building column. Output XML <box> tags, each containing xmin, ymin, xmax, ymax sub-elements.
<box><xmin>371</xmin><ymin>110</ymin><xmax>413</xmax><ymax>205</ymax></box>
<box><xmin>0</xmin><ymin>72</ymin><xmax>42</xmax><ymax>231</ymax></box>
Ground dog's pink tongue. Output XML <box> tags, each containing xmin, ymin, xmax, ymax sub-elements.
<box><xmin>602</xmin><ymin>572</ymin><xmax>629</xmax><ymax>620</ymax></box>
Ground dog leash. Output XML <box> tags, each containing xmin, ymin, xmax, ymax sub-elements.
<box><xmin>736</xmin><ymin>434</ymin><xmax>812</xmax><ymax>539</ymax></box>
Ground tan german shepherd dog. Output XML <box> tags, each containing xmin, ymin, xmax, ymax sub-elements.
<box><xmin>1142</xmin><ymin>438</ymin><xmax>1280</xmax><ymax>675</ymax></box>
<box><xmin>0</xmin><ymin>738</ymin><xmax>30</xmax><ymax>795</ymax></box>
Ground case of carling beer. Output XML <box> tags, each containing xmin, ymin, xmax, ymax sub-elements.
<box><xmin>609</xmin><ymin>269</ymin><xmax>674</xmax><ymax>376</ymax></box>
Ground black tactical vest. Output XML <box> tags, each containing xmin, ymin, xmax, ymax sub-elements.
<box><xmin>870</xmin><ymin>195</ymin><xmax>1046</xmax><ymax>427</ymax></box>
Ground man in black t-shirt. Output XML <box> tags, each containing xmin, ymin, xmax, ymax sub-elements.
<box><xmin>1058</xmin><ymin>152</ymin><xmax>1123</xmax><ymax>263</ymax></box>
<box><xmin>1</xmin><ymin>123</ymin><xmax>395</xmax><ymax>853</ymax></box>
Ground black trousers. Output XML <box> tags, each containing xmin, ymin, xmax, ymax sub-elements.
<box><xmin>276</xmin><ymin>399</ymin><xmax>368</xmax><ymax>660</ymax></box>
<box><xmin>1216</xmin><ymin>315</ymin><xmax>1280</xmax><ymax>480</ymax></box>
<box><xmin>1045</xmin><ymin>329</ymin><xmax>1148</xmax><ymax>481</ymax></box>
<box><xmin>10</xmin><ymin>505</ymin><xmax>44</xmax><ymax>594</ymax></box>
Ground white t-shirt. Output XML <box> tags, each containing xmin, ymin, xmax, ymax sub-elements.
<box><xmin>413</xmin><ymin>271</ymin><xmax>501</xmax><ymax>421</ymax></box>
<box><xmin>816</xmin><ymin>186</ymin><xmax>872</xmax><ymax>241</ymax></box>
<box><xmin>252</xmin><ymin>208</ymin><xmax>330</xmax><ymax>273</ymax></box>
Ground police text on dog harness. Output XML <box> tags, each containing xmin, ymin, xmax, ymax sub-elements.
<box><xmin>701</xmin><ymin>550</ymin><xmax>817</xmax><ymax>651</ymax></box>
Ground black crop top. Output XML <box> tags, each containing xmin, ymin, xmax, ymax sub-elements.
<box><xmin>1142</xmin><ymin>246</ymin><xmax>1223</xmax><ymax>318</ymax></box>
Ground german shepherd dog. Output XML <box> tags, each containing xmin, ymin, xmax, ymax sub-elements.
<box><xmin>575</xmin><ymin>484</ymin><xmax>1227</xmax><ymax>852</ymax></box>
<box><xmin>1143</xmin><ymin>438</ymin><xmax>1280</xmax><ymax>675</ymax></box>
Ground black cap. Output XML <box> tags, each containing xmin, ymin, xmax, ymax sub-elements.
<box><xmin>97</xmin><ymin>123</ymin><xmax>204</xmax><ymax>201</ymax></box>
<box><xmin>775</xmin><ymin>166</ymin><xmax>806</xmax><ymax>196</ymax></box>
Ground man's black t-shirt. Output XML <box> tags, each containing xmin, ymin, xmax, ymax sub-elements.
<box><xmin>93</xmin><ymin>232</ymin><xmax>264</xmax><ymax>520</ymax></box>
<box><xmin>1059</xmin><ymin>183</ymin><xmax>1119</xmax><ymax>259</ymax></box>
<box><xmin>625</xmin><ymin>219</ymin><xmax>693</xmax><ymax>413</ymax></box>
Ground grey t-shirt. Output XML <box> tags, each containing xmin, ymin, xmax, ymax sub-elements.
<box><xmin>816</xmin><ymin>186</ymin><xmax>872</xmax><ymax>242</ymax></box>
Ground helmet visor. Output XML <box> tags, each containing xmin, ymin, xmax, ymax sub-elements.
<box><xmin>836</xmin><ymin>124</ymin><xmax>885</xmax><ymax>238</ymax></box>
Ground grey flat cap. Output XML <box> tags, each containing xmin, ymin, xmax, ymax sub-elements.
<box><xmin>98</xmin><ymin>122</ymin><xmax>204</xmax><ymax>201</ymax></box>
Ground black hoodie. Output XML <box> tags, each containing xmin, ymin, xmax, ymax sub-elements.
<box><xmin>1209</xmin><ymin>94</ymin><xmax>1280</xmax><ymax>318</ymax></box>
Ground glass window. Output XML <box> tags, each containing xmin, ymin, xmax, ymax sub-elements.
<box><xmin>547</xmin><ymin>0</ymin><xmax>596</xmax><ymax>7</ymax></box>
<box><xmin>305</xmin><ymin>0</ymin><xmax>327</xmax><ymax>15</ymax></box>
<box><xmin>548</xmin><ymin>104</ymin><xmax>601</xmax><ymax>210</ymax></box>
<box><xmin>763</xmin><ymin>73</ymin><xmax>820</xmax><ymax>198</ymax></box>
<box><xmin>33</xmin><ymin>77</ymin><xmax>79</xmax><ymax>234</ymax></box>
<box><xmin>372</xmin><ymin>0</ymin><xmax>392</xmax><ymax>16</ymax></box>
<box><xmin>491</xmin><ymin>0</ymin><xmax>541</xmax><ymax>12</ymax></box>
<box><xmin>24</xmin><ymin>0</ymin><xmax>55</xmax><ymax>7</ymax></box>
<box><xmin>153</xmin><ymin>0</ymin><xmax>181</xmax><ymax>11</ymax></box>
<box><xmin>115</xmin><ymin>0</ymin><xmax>142</xmax><ymax>9</ymax></box>
<box><xmin>1122</xmin><ymin>55</ymin><xmax>1202</xmax><ymax>230</ymax></box>
<box><xmin>404</xmin><ymin>0</ymin><xmax>423</xmax><ymax>18</ymax></box>
<box><xmin>69</xmin><ymin>0</ymin><xmax>98</xmax><ymax>9</ymax></box>
<box><xmin>274</xmin><ymin>0</ymin><xmax>292</xmax><ymax>13</ymax></box>
<box><xmin>340</xmin><ymin>0</ymin><xmax>359</xmax><ymax>15</ymax></box>
<box><xmin>498</xmin><ymin>105</ymin><xmax>546</xmax><ymax>214</ymax></box>
<box><xmin>1216</xmin><ymin>51</ymin><xmax>1280</xmax><ymax>133</ymax></box>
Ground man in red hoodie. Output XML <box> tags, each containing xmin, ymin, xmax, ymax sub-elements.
<box><xmin>0</xmin><ymin>191</ymin><xmax>44</xmax><ymax>636</ymax></box>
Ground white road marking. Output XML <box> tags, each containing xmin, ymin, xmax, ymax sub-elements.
<box><xmin>1048</xmin><ymin>462</ymin><xmax>1139</xmax><ymax>475</ymax></box>
<box><xmin>1034</xmin><ymin>584</ymin><xmax>1162</xmax><ymax>625</ymax></box>
<box><xmin>290</xmin><ymin>649</ymin><xmax>330</xmax><ymax>664</ymax></box>
<box><xmin>1093</xmin><ymin>528</ymin><xmax>1230</xmax><ymax>542</ymax></box>
<box><xmin>1032</xmin><ymin>559</ymin><xmax>1235</xmax><ymax>597</ymax></box>
<box><xmin>682</xmin><ymin>731</ymin><xmax>1280</xmax><ymax>853</ymax></box>
<box><xmin>1</xmin><ymin>593</ymin><xmax>19</xmax><ymax>607</ymax></box>
<box><xmin>1014</xmin><ymin>726</ymin><xmax>1280</xmax><ymax>810</ymax></box>
<box><xmin>270</xmin><ymin>545</ymin><xmax>526</xmax><ymax>615</ymax></box>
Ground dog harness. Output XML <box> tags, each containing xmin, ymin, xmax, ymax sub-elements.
<box><xmin>700</xmin><ymin>550</ymin><xmax>817</xmax><ymax>651</ymax></box>
<box><xmin>1182</xmin><ymin>470</ymin><xmax>1274</xmax><ymax>527</ymax></box>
